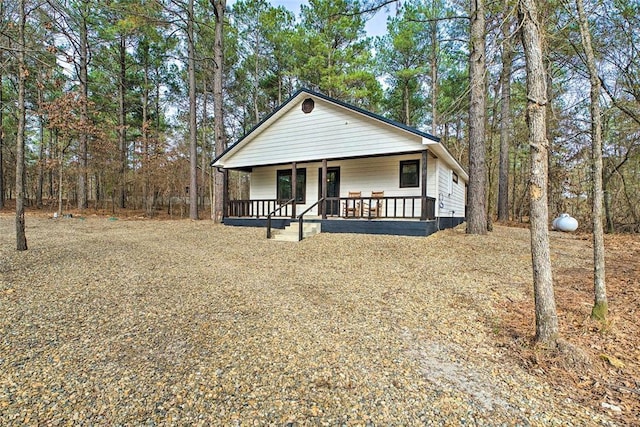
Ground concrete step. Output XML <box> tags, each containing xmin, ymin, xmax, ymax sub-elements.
<box><xmin>271</xmin><ymin>222</ymin><xmax>321</xmax><ymax>241</ymax></box>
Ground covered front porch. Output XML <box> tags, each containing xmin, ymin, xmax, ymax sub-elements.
<box><xmin>223</xmin><ymin>151</ymin><xmax>441</xmax><ymax>218</ymax></box>
<box><xmin>219</xmin><ymin>151</ymin><xmax>466</xmax><ymax>239</ymax></box>
<box><xmin>221</xmin><ymin>194</ymin><xmax>465</xmax><ymax>238</ymax></box>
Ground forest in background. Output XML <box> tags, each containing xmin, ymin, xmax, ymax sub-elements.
<box><xmin>1</xmin><ymin>0</ymin><xmax>639</xmax><ymax>231</ymax></box>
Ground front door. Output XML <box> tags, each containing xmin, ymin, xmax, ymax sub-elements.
<box><xmin>319</xmin><ymin>167</ymin><xmax>340</xmax><ymax>215</ymax></box>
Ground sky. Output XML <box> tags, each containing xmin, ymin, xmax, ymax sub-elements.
<box><xmin>227</xmin><ymin>0</ymin><xmax>392</xmax><ymax>38</ymax></box>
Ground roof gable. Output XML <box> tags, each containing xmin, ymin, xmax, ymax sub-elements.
<box><xmin>212</xmin><ymin>89</ymin><xmax>467</xmax><ymax>181</ymax></box>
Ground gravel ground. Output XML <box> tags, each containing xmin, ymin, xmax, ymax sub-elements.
<box><xmin>0</xmin><ymin>215</ymin><xmax>621</xmax><ymax>426</ymax></box>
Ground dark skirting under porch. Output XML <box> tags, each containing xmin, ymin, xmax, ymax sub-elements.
<box><xmin>223</xmin><ymin>217</ymin><xmax>292</xmax><ymax>229</ymax></box>
<box><xmin>222</xmin><ymin>217</ymin><xmax>465</xmax><ymax>237</ymax></box>
<box><xmin>317</xmin><ymin>217</ymin><xmax>464</xmax><ymax>236</ymax></box>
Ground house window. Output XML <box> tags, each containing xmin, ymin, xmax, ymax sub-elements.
<box><xmin>277</xmin><ymin>168</ymin><xmax>306</xmax><ymax>203</ymax></box>
<box><xmin>400</xmin><ymin>160</ymin><xmax>420</xmax><ymax>188</ymax></box>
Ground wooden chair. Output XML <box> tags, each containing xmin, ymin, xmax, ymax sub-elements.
<box><xmin>364</xmin><ymin>191</ymin><xmax>384</xmax><ymax>218</ymax></box>
<box><xmin>343</xmin><ymin>191</ymin><xmax>361</xmax><ymax>217</ymax></box>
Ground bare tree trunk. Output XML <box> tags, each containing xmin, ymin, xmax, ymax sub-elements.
<box><xmin>48</xmin><ymin>131</ymin><xmax>54</xmax><ymax>199</ymax></box>
<box><xmin>141</xmin><ymin>41</ymin><xmax>151</xmax><ymax>216</ymax></box>
<box><xmin>0</xmin><ymin>0</ymin><xmax>4</xmax><ymax>210</ymax></box>
<box><xmin>603</xmin><ymin>175</ymin><xmax>614</xmax><ymax>233</ymax></box>
<box><xmin>486</xmin><ymin>83</ymin><xmax>500</xmax><ymax>229</ymax></box>
<box><xmin>430</xmin><ymin>20</ymin><xmax>438</xmax><ymax>135</ymax></box>
<box><xmin>497</xmin><ymin>12</ymin><xmax>514</xmax><ymax>222</ymax></box>
<box><xmin>403</xmin><ymin>83</ymin><xmax>410</xmax><ymax>125</ymax></box>
<box><xmin>1</xmin><ymin>62</ymin><xmax>5</xmax><ymax>210</ymax></box>
<box><xmin>58</xmin><ymin>146</ymin><xmax>64</xmax><ymax>217</ymax></box>
<box><xmin>188</xmin><ymin>0</ymin><xmax>198</xmax><ymax>220</ymax></box>
<box><xmin>77</xmin><ymin>1</ymin><xmax>89</xmax><ymax>210</ymax></box>
<box><xmin>212</xmin><ymin>0</ymin><xmax>226</xmax><ymax>223</ymax></box>
<box><xmin>519</xmin><ymin>0</ymin><xmax>558</xmax><ymax>345</ymax></box>
<box><xmin>37</xmin><ymin>113</ymin><xmax>44</xmax><ymax>208</ymax></box>
<box><xmin>118</xmin><ymin>34</ymin><xmax>127</xmax><ymax>209</ymax></box>
<box><xmin>16</xmin><ymin>0</ymin><xmax>28</xmax><ymax>251</ymax></box>
<box><xmin>253</xmin><ymin>38</ymin><xmax>260</xmax><ymax>125</ymax></box>
<box><xmin>576</xmin><ymin>0</ymin><xmax>607</xmax><ymax>322</ymax></box>
<box><xmin>201</xmin><ymin>82</ymin><xmax>209</xmax><ymax>211</ymax></box>
<box><xmin>467</xmin><ymin>0</ymin><xmax>487</xmax><ymax>234</ymax></box>
<box><xmin>94</xmin><ymin>171</ymin><xmax>100</xmax><ymax>210</ymax></box>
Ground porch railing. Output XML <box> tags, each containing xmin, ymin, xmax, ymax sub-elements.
<box><xmin>227</xmin><ymin>196</ymin><xmax>436</xmax><ymax>220</ymax></box>
<box><xmin>297</xmin><ymin>197</ymin><xmax>325</xmax><ymax>241</ymax></box>
<box><xmin>228</xmin><ymin>199</ymin><xmax>294</xmax><ymax>218</ymax></box>
<box><xmin>323</xmin><ymin>196</ymin><xmax>436</xmax><ymax>220</ymax></box>
<box><xmin>266</xmin><ymin>198</ymin><xmax>295</xmax><ymax>239</ymax></box>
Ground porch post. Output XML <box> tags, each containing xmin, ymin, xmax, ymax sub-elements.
<box><xmin>321</xmin><ymin>159</ymin><xmax>327</xmax><ymax>219</ymax></box>
<box><xmin>421</xmin><ymin>149</ymin><xmax>428</xmax><ymax>220</ymax></box>
<box><xmin>291</xmin><ymin>162</ymin><xmax>297</xmax><ymax>218</ymax></box>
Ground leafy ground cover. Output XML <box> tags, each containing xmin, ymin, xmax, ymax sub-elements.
<box><xmin>0</xmin><ymin>212</ymin><xmax>637</xmax><ymax>425</ymax></box>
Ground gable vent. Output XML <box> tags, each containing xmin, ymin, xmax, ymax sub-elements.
<box><xmin>302</xmin><ymin>98</ymin><xmax>315</xmax><ymax>114</ymax></box>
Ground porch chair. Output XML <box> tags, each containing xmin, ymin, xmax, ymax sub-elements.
<box><xmin>364</xmin><ymin>191</ymin><xmax>384</xmax><ymax>218</ymax></box>
<box><xmin>343</xmin><ymin>191</ymin><xmax>361</xmax><ymax>218</ymax></box>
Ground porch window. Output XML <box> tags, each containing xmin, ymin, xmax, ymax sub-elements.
<box><xmin>277</xmin><ymin>168</ymin><xmax>306</xmax><ymax>203</ymax></box>
<box><xmin>400</xmin><ymin>160</ymin><xmax>420</xmax><ymax>188</ymax></box>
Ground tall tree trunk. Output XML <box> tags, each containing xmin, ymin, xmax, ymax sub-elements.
<box><xmin>0</xmin><ymin>0</ymin><xmax>3</xmax><ymax>210</ymax></box>
<box><xmin>94</xmin><ymin>171</ymin><xmax>100</xmax><ymax>209</ymax></box>
<box><xmin>403</xmin><ymin>83</ymin><xmax>410</xmax><ymax>125</ymax></box>
<box><xmin>201</xmin><ymin>81</ymin><xmax>209</xmax><ymax>211</ymax></box>
<box><xmin>497</xmin><ymin>13</ymin><xmax>514</xmax><ymax>222</ymax></box>
<box><xmin>142</xmin><ymin>42</ymin><xmax>151</xmax><ymax>215</ymax></box>
<box><xmin>118</xmin><ymin>34</ymin><xmax>127</xmax><ymax>209</ymax></box>
<box><xmin>253</xmin><ymin>36</ymin><xmax>260</xmax><ymax>125</ymax></box>
<box><xmin>486</xmin><ymin>83</ymin><xmax>500</xmax><ymax>229</ymax></box>
<box><xmin>211</xmin><ymin>0</ymin><xmax>226</xmax><ymax>223</ymax></box>
<box><xmin>576</xmin><ymin>0</ymin><xmax>607</xmax><ymax>322</ymax></box>
<box><xmin>77</xmin><ymin>1</ymin><xmax>89</xmax><ymax>210</ymax></box>
<box><xmin>37</xmin><ymin>112</ymin><xmax>44</xmax><ymax>208</ymax></box>
<box><xmin>0</xmin><ymin>63</ymin><xmax>4</xmax><ymax>210</ymax></box>
<box><xmin>467</xmin><ymin>0</ymin><xmax>488</xmax><ymax>234</ymax></box>
<box><xmin>519</xmin><ymin>0</ymin><xmax>558</xmax><ymax>346</ymax></box>
<box><xmin>48</xmin><ymin>130</ymin><xmax>54</xmax><ymax>199</ymax></box>
<box><xmin>603</xmin><ymin>175</ymin><xmax>614</xmax><ymax>233</ymax></box>
<box><xmin>430</xmin><ymin>20</ymin><xmax>438</xmax><ymax>135</ymax></box>
<box><xmin>16</xmin><ymin>0</ymin><xmax>28</xmax><ymax>251</ymax></box>
<box><xmin>58</xmin><ymin>144</ymin><xmax>64</xmax><ymax>217</ymax></box>
<box><xmin>188</xmin><ymin>0</ymin><xmax>198</xmax><ymax>220</ymax></box>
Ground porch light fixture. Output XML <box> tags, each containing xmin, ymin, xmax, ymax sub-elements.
<box><xmin>302</xmin><ymin>98</ymin><xmax>315</xmax><ymax>114</ymax></box>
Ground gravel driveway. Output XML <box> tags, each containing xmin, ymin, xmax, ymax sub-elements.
<box><xmin>0</xmin><ymin>215</ymin><xmax>618</xmax><ymax>425</ymax></box>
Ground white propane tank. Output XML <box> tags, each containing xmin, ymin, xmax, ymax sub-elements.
<box><xmin>552</xmin><ymin>213</ymin><xmax>578</xmax><ymax>232</ymax></box>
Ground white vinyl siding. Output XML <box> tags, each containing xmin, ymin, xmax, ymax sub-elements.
<box><xmin>437</xmin><ymin>163</ymin><xmax>466</xmax><ymax>218</ymax></box>
<box><xmin>450</xmin><ymin>175</ymin><xmax>466</xmax><ymax>217</ymax></box>
<box><xmin>427</xmin><ymin>155</ymin><xmax>437</xmax><ymax>197</ymax></box>
<box><xmin>223</xmin><ymin>100</ymin><xmax>424</xmax><ymax>169</ymax></box>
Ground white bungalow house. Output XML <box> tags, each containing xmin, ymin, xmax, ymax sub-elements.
<box><xmin>211</xmin><ymin>88</ymin><xmax>468</xmax><ymax>239</ymax></box>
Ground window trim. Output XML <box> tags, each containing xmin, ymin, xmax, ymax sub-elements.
<box><xmin>277</xmin><ymin>168</ymin><xmax>307</xmax><ymax>204</ymax></box>
<box><xmin>399</xmin><ymin>159</ymin><xmax>420</xmax><ymax>188</ymax></box>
